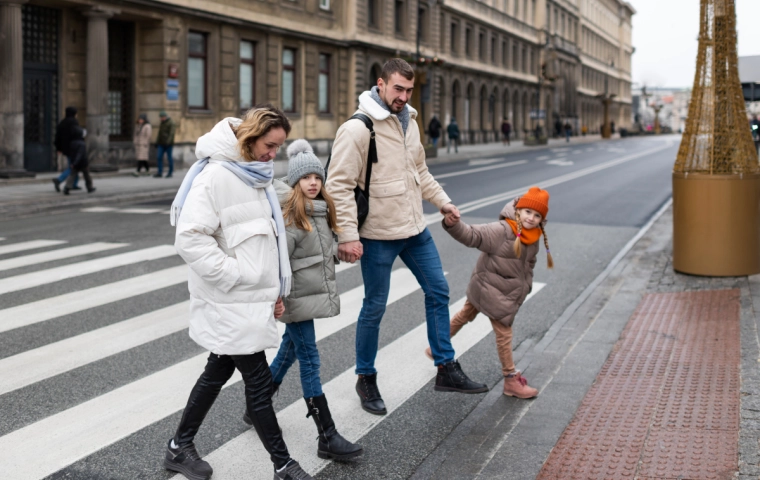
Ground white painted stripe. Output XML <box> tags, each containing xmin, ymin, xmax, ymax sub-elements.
<box><xmin>190</xmin><ymin>284</ymin><xmax>546</xmax><ymax>479</ymax></box>
<box><xmin>118</xmin><ymin>208</ymin><xmax>163</xmax><ymax>214</ymax></box>
<box><xmin>0</xmin><ymin>245</ymin><xmax>177</xmax><ymax>295</ymax></box>
<box><xmin>0</xmin><ymin>242</ymin><xmax>127</xmax><ymax>272</ymax></box>
<box><xmin>468</xmin><ymin>157</ymin><xmax>503</xmax><ymax>166</ymax></box>
<box><xmin>425</xmin><ymin>141</ymin><xmax>674</xmax><ymax>224</ymax></box>
<box><xmin>0</xmin><ymin>302</ymin><xmax>189</xmax><ymax>395</ymax></box>
<box><xmin>80</xmin><ymin>207</ymin><xmax>118</xmax><ymax>213</ymax></box>
<box><xmin>435</xmin><ymin>160</ymin><xmax>527</xmax><ymax>180</ymax></box>
<box><xmin>536</xmin><ymin>155</ymin><xmax>550</xmax><ymax>160</ymax></box>
<box><xmin>0</xmin><ymin>240</ymin><xmax>67</xmax><ymax>256</ymax></box>
<box><xmin>0</xmin><ymin>268</ymin><xmax>423</xmax><ymax>480</ymax></box>
<box><xmin>0</xmin><ymin>265</ymin><xmax>187</xmax><ymax>334</ymax></box>
<box><xmin>0</xmin><ymin>238</ymin><xmax>5</xmax><ymax>242</ymax></box>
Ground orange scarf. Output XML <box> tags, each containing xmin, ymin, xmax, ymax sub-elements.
<box><xmin>506</xmin><ymin>219</ymin><xmax>541</xmax><ymax>245</ymax></box>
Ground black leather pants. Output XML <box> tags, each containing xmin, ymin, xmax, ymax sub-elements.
<box><xmin>173</xmin><ymin>351</ymin><xmax>291</xmax><ymax>469</ymax></box>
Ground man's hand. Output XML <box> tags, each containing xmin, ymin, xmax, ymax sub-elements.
<box><xmin>338</xmin><ymin>240</ymin><xmax>363</xmax><ymax>264</ymax></box>
<box><xmin>274</xmin><ymin>297</ymin><xmax>285</xmax><ymax>319</ymax></box>
<box><xmin>440</xmin><ymin>203</ymin><xmax>460</xmax><ymax>222</ymax></box>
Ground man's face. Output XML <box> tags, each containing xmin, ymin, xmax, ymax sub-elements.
<box><xmin>378</xmin><ymin>73</ymin><xmax>414</xmax><ymax>114</ymax></box>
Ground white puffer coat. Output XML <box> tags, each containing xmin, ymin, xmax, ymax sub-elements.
<box><xmin>175</xmin><ymin>118</ymin><xmax>281</xmax><ymax>355</ymax></box>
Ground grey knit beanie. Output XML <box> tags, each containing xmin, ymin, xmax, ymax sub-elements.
<box><xmin>287</xmin><ymin>139</ymin><xmax>325</xmax><ymax>187</ymax></box>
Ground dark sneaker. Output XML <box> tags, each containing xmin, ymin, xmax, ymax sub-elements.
<box><xmin>52</xmin><ymin>178</ymin><xmax>60</xmax><ymax>192</ymax></box>
<box><xmin>87</xmin><ymin>187</ymin><xmax>96</xmax><ymax>194</ymax></box>
<box><xmin>163</xmin><ymin>440</ymin><xmax>213</xmax><ymax>480</ymax></box>
<box><xmin>166</xmin><ymin>174</ymin><xmax>173</xmax><ymax>178</ymax></box>
<box><xmin>63</xmin><ymin>187</ymin><xmax>70</xmax><ymax>195</ymax></box>
<box><xmin>356</xmin><ymin>374</ymin><xmax>387</xmax><ymax>415</ymax></box>
<box><xmin>274</xmin><ymin>459</ymin><xmax>314</xmax><ymax>480</ymax></box>
<box><xmin>71</xmin><ymin>186</ymin><xmax>82</xmax><ymax>190</ymax></box>
<box><xmin>434</xmin><ymin>360</ymin><xmax>489</xmax><ymax>393</ymax></box>
<box><xmin>153</xmin><ymin>173</ymin><xmax>163</xmax><ymax>178</ymax></box>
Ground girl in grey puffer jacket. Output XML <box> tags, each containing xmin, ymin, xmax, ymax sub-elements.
<box><xmin>245</xmin><ymin>139</ymin><xmax>363</xmax><ymax>461</ymax></box>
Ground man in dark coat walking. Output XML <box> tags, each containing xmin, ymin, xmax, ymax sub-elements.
<box><xmin>447</xmin><ymin>118</ymin><xmax>460</xmax><ymax>153</ymax></box>
<box><xmin>154</xmin><ymin>111</ymin><xmax>177</xmax><ymax>178</ymax></box>
<box><xmin>428</xmin><ymin>115</ymin><xmax>442</xmax><ymax>147</ymax></box>
<box><xmin>63</xmin><ymin>127</ymin><xmax>95</xmax><ymax>195</ymax></box>
<box><xmin>53</xmin><ymin>106</ymin><xmax>80</xmax><ymax>192</ymax></box>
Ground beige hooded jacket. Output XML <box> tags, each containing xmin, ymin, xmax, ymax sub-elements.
<box><xmin>444</xmin><ymin>200</ymin><xmax>539</xmax><ymax>327</ymax></box>
<box><xmin>325</xmin><ymin>90</ymin><xmax>451</xmax><ymax>242</ymax></box>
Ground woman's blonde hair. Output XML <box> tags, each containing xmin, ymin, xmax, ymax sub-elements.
<box><xmin>282</xmin><ymin>180</ymin><xmax>342</xmax><ymax>234</ymax></box>
<box><xmin>232</xmin><ymin>104</ymin><xmax>291</xmax><ymax>162</ymax></box>
<box><xmin>513</xmin><ymin>208</ymin><xmax>554</xmax><ymax>269</ymax></box>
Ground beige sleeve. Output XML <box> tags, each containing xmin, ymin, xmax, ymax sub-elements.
<box><xmin>325</xmin><ymin>120</ymin><xmax>367</xmax><ymax>243</ymax></box>
<box><xmin>414</xmin><ymin>140</ymin><xmax>451</xmax><ymax>210</ymax></box>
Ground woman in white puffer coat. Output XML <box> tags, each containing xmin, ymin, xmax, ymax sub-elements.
<box><xmin>162</xmin><ymin>105</ymin><xmax>314</xmax><ymax>480</ymax></box>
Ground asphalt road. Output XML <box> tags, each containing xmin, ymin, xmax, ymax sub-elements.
<box><xmin>0</xmin><ymin>134</ymin><xmax>678</xmax><ymax>480</ymax></box>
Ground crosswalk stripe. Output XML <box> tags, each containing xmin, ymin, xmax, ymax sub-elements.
<box><xmin>0</xmin><ymin>242</ymin><xmax>127</xmax><ymax>272</ymax></box>
<box><xmin>0</xmin><ymin>268</ymin><xmax>422</xmax><ymax>480</ymax></box>
<box><xmin>0</xmin><ymin>239</ymin><xmax>67</xmax><ymax>256</ymax></box>
<box><xmin>0</xmin><ymin>302</ymin><xmax>189</xmax><ymax>396</ymax></box>
<box><xmin>80</xmin><ymin>207</ymin><xmax>118</xmax><ymax>213</ymax></box>
<box><xmin>0</xmin><ymin>265</ymin><xmax>187</xmax><ymax>334</ymax></box>
<box><xmin>118</xmin><ymin>208</ymin><xmax>164</xmax><ymax>214</ymax></box>
<box><xmin>0</xmin><ymin>245</ymin><xmax>177</xmax><ymax>295</ymax></box>
<box><xmin>192</xmin><ymin>283</ymin><xmax>546</xmax><ymax>479</ymax></box>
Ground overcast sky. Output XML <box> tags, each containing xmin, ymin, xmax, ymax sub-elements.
<box><xmin>631</xmin><ymin>0</ymin><xmax>760</xmax><ymax>88</ymax></box>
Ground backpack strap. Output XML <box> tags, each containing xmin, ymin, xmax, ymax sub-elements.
<box><xmin>325</xmin><ymin>113</ymin><xmax>378</xmax><ymax>194</ymax></box>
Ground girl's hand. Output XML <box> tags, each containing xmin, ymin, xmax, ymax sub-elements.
<box><xmin>444</xmin><ymin>213</ymin><xmax>460</xmax><ymax>227</ymax></box>
<box><xmin>274</xmin><ymin>298</ymin><xmax>285</xmax><ymax>319</ymax></box>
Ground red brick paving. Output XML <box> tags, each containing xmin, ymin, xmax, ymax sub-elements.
<box><xmin>537</xmin><ymin>290</ymin><xmax>741</xmax><ymax>480</ymax></box>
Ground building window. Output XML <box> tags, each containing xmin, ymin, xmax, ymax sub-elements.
<box><xmin>318</xmin><ymin>53</ymin><xmax>330</xmax><ymax>113</ymax></box>
<box><xmin>465</xmin><ymin>26</ymin><xmax>472</xmax><ymax>56</ymax></box>
<box><xmin>417</xmin><ymin>7</ymin><xmax>427</xmax><ymax>44</ymax></box>
<box><xmin>502</xmin><ymin>39</ymin><xmax>507</xmax><ymax>66</ymax></box>
<box><xmin>319</xmin><ymin>0</ymin><xmax>330</xmax><ymax>10</ymax></box>
<box><xmin>395</xmin><ymin>0</ymin><xmax>404</xmax><ymax>34</ymax></box>
<box><xmin>512</xmin><ymin>43</ymin><xmax>518</xmax><ymax>70</ymax></box>
<box><xmin>521</xmin><ymin>46</ymin><xmax>527</xmax><ymax>72</ymax></box>
<box><xmin>188</xmin><ymin>31</ymin><xmax>207</xmax><ymax>109</ymax></box>
<box><xmin>491</xmin><ymin>36</ymin><xmax>496</xmax><ymax>64</ymax></box>
<box><xmin>479</xmin><ymin>32</ymin><xmax>486</xmax><ymax>61</ymax></box>
<box><xmin>282</xmin><ymin>48</ymin><xmax>296</xmax><ymax>112</ymax></box>
<box><xmin>450</xmin><ymin>22</ymin><xmax>458</xmax><ymax>54</ymax></box>
<box><xmin>239</xmin><ymin>40</ymin><xmax>255</xmax><ymax>111</ymax></box>
<box><xmin>368</xmin><ymin>0</ymin><xmax>377</xmax><ymax>27</ymax></box>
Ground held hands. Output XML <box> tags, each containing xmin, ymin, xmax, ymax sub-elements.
<box><xmin>441</xmin><ymin>203</ymin><xmax>461</xmax><ymax>227</ymax></box>
<box><xmin>338</xmin><ymin>240</ymin><xmax>363</xmax><ymax>264</ymax></box>
<box><xmin>274</xmin><ymin>297</ymin><xmax>285</xmax><ymax>319</ymax></box>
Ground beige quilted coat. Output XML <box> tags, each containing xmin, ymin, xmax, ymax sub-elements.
<box><xmin>133</xmin><ymin>123</ymin><xmax>152</xmax><ymax>161</ymax></box>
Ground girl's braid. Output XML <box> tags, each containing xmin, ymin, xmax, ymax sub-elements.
<box><xmin>540</xmin><ymin>225</ymin><xmax>554</xmax><ymax>269</ymax></box>
<box><xmin>513</xmin><ymin>210</ymin><xmax>523</xmax><ymax>258</ymax></box>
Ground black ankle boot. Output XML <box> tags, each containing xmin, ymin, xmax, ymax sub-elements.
<box><xmin>305</xmin><ymin>394</ymin><xmax>363</xmax><ymax>461</ymax></box>
<box><xmin>163</xmin><ymin>439</ymin><xmax>213</xmax><ymax>480</ymax></box>
<box><xmin>355</xmin><ymin>374</ymin><xmax>387</xmax><ymax>415</ymax></box>
<box><xmin>434</xmin><ymin>360</ymin><xmax>489</xmax><ymax>393</ymax></box>
<box><xmin>243</xmin><ymin>382</ymin><xmax>280</xmax><ymax>426</ymax></box>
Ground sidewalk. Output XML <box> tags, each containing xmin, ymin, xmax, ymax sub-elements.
<box><xmin>412</xmin><ymin>203</ymin><xmax>759</xmax><ymax>479</ymax></box>
<box><xmin>0</xmin><ymin>134</ymin><xmax>610</xmax><ymax>220</ymax></box>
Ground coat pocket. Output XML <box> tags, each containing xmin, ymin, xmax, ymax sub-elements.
<box><xmin>291</xmin><ymin>254</ymin><xmax>323</xmax><ymax>272</ymax></box>
<box><xmin>367</xmin><ymin>177</ymin><xmax>409</xmax><ymax>227</ymax></box>
<box><xmin>223</xmin><ymin>219</ymin><xmax>278</xmax><ymax>288</ymax></box>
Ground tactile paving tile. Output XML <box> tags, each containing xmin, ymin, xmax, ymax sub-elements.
<box><xmin>537</xmin><ymin>290</ymin><xmax>741</xmax><ymax>480</ymax></box>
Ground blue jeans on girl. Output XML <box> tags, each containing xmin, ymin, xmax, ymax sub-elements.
<box><xmin>270</xmin><ymin>320</ymin><xmax>323</xmax><ymax>398</ymax></box>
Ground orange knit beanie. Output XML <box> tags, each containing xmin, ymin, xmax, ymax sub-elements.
<box><xmin>515</xmin><ymin>187</ymin><xmax>549</xmax><ymax>218</ymax></box>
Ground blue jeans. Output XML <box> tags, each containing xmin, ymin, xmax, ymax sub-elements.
<box><xmin>157</xmin><ymin>145</ymin><xmax>174</xmax><ymax>176</ymax></box>
<box><xmin>431</xmin><ymin>137</ymin><xmax>439</xmax><ymax>147</ymax></box>
<box><xmin>356</xmin><ymin>228</ymin><xmax>454</xmax><ymax>374</ymax></box>
<box><xmin>269</xmin><ymin>320</ymin><xmax>323</xmax><ymax>398</ymax></box>
<box><xmin>57</xmin><ymin>155</ymin><xmax>79</xmax><ymax>187</ymax></box>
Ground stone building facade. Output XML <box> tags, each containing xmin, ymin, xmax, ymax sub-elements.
<box><xmin>0</xmin><ymin>0</ymin><xmax>634</xmax><ymax>176</ymax></box>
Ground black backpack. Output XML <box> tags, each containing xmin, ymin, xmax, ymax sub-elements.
<box><xmin>325</xmin><ymin>113</ymin><xmax>378</xmax><ymax>229</ymax></box>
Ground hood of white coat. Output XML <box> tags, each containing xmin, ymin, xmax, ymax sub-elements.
<box><xmin>358</xmin><ymin>91</ymin><xmax>418</xmax><ymax>121</ymax></box>
<box><xmin>195</xmin><ymin>117</ymin><xmax>243</xmax><ymax>162</ymax></box>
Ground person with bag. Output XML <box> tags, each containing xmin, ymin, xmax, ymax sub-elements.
<box><xmin>243</xmin><ymin>139</ymin><xmax>363</xmax><ymax>462</ymax></box>
<box><xmin>325</xmin><ymin>58</ymin><xmax>487</xmax><ymax>417</ymax></box>
<box><xmin>62</xmin><ymin>127</ymin><xmax>95</xmax><ymax>195</ymax></box>
<box><xmin>164</xmin><ymin>105</ymin><xmax>315</xmax><ymax>480</ymax></box>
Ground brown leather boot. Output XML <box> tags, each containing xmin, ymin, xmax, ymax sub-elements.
<box><xmin>502</xmin><ymin>372</ymin><xmax>538</xmax><ymax>399</ymax></box>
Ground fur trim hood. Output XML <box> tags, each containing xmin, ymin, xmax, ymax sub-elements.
<box><xmin>358</xmin><ymin>90</ymin><xmax>418</xmax><ymax>121</ymax></box>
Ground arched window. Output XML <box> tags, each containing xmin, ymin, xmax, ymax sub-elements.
<box><xmin>368</xmin><ymin>63</ymin><xmax>382</xmax><ymax>90</ymax></box>
<box><xmin>451</xmin><ymin>80</ymin><xmax>461</xmax><ymax>120</ymax></box>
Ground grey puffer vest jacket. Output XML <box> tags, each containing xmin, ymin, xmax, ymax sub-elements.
<box><xmin>274</xmin><ymin>180</ymin><xmax>340</xmax><ymax>323</ymax></box>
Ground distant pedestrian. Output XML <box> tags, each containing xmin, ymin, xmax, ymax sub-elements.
<box><xmin>132</xmin><ymin>114</ymin><xmax>152</xmax><ymax>176</ymax></box>
<box><xmin>447</xmin><ymin>117</ymin><xmax>460</xmax><ymax>153</ymax></box>
<box><xmin>554</xmin><ymin>118</ymin><xmax>562</xmax><ymax>138</ymax></box>
<box><xmin>155</xmin><ymin>111</ymin><xmax>176</xmax><ymax>178</ymax></box>
<box><xmin>428</xmin><ymin>115</ymin><xmax>442</xmax><ymax>147</ymax></box>
<box><xmin>63</xmin><ymin>127</ymin><xmax>95</xmax><ymax>195</ymax></box>
<box><xmin>53</xmin><ymin>106</ymin><xmax>80</xmax><ymax>192</ymax></box>
<box><xmin>244</xmin><ymin>139</ymin><xmax>363</xmax><ymax>462</ymax></box>
<box><xmin>501</xmin><ymin>118</ymin><xmax>512</xmax><ymax>146</ymax></box>
<box><xmin>564</xmin><ymin>122</ymin><xmax>572</xmax><ymax>142</ymax></box>
<box><xmin>610</xmin><ymin>121</ymin><xmax>616</xmax><ymax>134</ymax></box>
<box><xmin>429</xmin><ymin>187</ymin><xmax>553</xmax><ymax>399</ymax></box>
<box><xmin>581</xmin><ymin>125</ymin><xmax>588</xmax><ymax>136</ymax></box>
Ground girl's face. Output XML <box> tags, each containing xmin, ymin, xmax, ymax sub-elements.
<box><xmin>518</xmin><ymin>208</ymin><xmax>543</xmax><ymax>230</ymax></box>
<box><xmin>137</xmin><ymin>118</ymin><xmax>144</xmax><ymax>125</ymax></box>
<box><xmin>250</xmin><ymin>127</ymin><xmax>287</xmax><ymax>162</ymax></box>
<box><xmin>299</xmin><ymin>174</ymin><xmax>322</xmax><ymax>200</ymax></box>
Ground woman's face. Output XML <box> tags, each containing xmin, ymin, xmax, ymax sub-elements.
<box><xmin>137</xmin><ymin>118</ymin><xmax>144</xmax><ymax>125</ymax></box>
<box><xmin>298</xmin><ymin>174</ymin><xmax>322</xmax><ymax>200</ymax></box>
<box><xmin>250</xmin><ymin>127</ymin><xmax>287</xmax><ymax>162</ymax></box>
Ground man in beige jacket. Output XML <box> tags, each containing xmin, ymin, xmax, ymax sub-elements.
<box><xmin>326</xmin><ymin>59</ymin><xmax>488</xmax><ymax>416</ymax></box>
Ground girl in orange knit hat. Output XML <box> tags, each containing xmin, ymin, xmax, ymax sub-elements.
<box><xmin>426</xmin><ymin>186</ymin><xmax>553</xmax><ymax>398</ymax></box>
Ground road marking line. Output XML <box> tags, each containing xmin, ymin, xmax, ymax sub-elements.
<box><xmin>0</xmin><ymin>245</ymin><xmax>178</xmax><ymax>295</ymax></box>
<box><xmin>434</xmin><ymin>160</ymin><xmax>528</xmax><ymax>180</ymax></box>
<box><xmin>0</xmin><ymin>242</ymin><xmax>127</xmax><ymax>272</ymax></box>
<box><xmin>550</xmin><ymin>148</ymin><xmax>570</xmax><ymax>152</ymax></box>
<box><xmin>537</xmin><ymin>155</ymin><xmax>550</xmax><ymax>160</ymax></box>
<box><xmin>189</xmin><ymin>284</ymin><xmax>546</xmax><ymax>479</ymax></box>
<box><xmin>117</xmin><ymin>208</ymin><xmax>164</xmax><ymax>214</ymax></box>
<box><xmin>572</xmin><ymin>150</ymin><xmax>583</xmax><ymax>154</ymax></box>
<box><xmin>546</xmin><ymin>159</ymin><xmax>574</xmax><ymax>166</ymax></box>
<box><xmin>0</xmin><ymin>265</ymin><xmax>187</xmax><ymax>334</ymax></box>
<box><xmin>0</xmin><ymin>238</ymin><xmax>5</xmax><ymax>242</ymax></box>
<box><xmin>425</xmin><ymin>141</ymin><xmax>674</xmax><ymax>223</ymax></box>
<box><xmin>0</xmin><ymin>269</ymin><xmax>423</xmax><ymax>480</ymax></box>
<box><xmin>0</xmin><ymin>240</ymin><xmax>67</xmax><ymax>256</ymax></box>
<box><xmin>468</xmin><ymin>157</ymin><xmax>504</xmax><ymax>166</ymax></box>
<box><xmin>80</xmin><ymin>207</ymin><xmax>118</xmax><ymax>213</ymax></box>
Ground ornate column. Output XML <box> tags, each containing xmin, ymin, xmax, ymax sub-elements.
<box><xmin>84</xmin><ymin>7</ymin><xmax>114</xmax><ymax>168</ymax></box>
<box><xmin>0</xmin><ymin>0</ymin><xmax>33</xmax><ymax>177</ymax></box>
